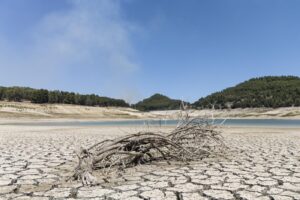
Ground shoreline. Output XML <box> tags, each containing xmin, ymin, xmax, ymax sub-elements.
<box><xmin>1</xmin><ymin>118</ymin><xmax>300</xmax><ymax>129</ymax></box>
<box><xmin>1</xmin><ymin>101</ymin><xmax>300</xmax><ymax>122</ymax></box>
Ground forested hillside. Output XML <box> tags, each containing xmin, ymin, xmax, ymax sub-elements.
<box><xmin>1</xmin><ymin>76</ymin><xmax>300</xmax><ymax>110</ymax></box>
<box><xmin>193</xmin><ymin>76</ymin><xmax>300</xmax><ymax>109</ymax></box>
<box><xmin>0</xmin><ymin>86</ymin><xmax>129</xmax><ymax>107</ymax></box>
<box><xmin>134</xmin><ymin>94</ymin><xmax>182</xmax><ymax>111</ymax></box>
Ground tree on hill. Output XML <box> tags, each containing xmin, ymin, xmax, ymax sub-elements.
<box><xmin>31</xmin><ymin>89</ymin><xmax>49</xmax><ymax>103</ymax></box>
<box><xmin>0</xmin><ymin>87</ymin><xmax>4</xmax><ymax>100</ymax></box>
<box><xmin>193</xmin><ymin>76</ymin><xmax>300</xmax><ymax>109</ymax></box>
<box><xmin>4</xmin><ymin>87</ymin><xmax>25</xmax><ymax>102</ymax></box>
<box><xmin>48</xmin><ymin>90</ymin><xmax>63</xmax><ymax>103</ymax></box>
<box><xmin>62</xmin><ymin>92</ymin><xmax>76</xmax><ymax>104</ymax></box>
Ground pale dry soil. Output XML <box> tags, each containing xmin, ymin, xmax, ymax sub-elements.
<box><xmin>1</xmin><ymin>101</ymin><xmax>300</xmax><ymax>121</ymax></box>
<box><xmin>0</xmin><ymin>125</ymin><xmax>300</xmax><ymax>200</ymax></box>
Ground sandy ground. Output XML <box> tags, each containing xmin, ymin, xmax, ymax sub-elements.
<box><xmin>0</xmin><ymin>124</ymin><xmax>300</xmax><ymax>200</ymax></box>
<box><xmin>1</xmin><ymin>101</ymin><xmax>300</xmax><ymax>123</ymax></box>
<box><xmin>151</xmin><ymin>107</ymin><xmax>300</xmax><ymax>119</ymax></box>
<box><xmin>0</xmin><ymin>101</ymin><xmax>154</xmax><ymax>121</ymax></box>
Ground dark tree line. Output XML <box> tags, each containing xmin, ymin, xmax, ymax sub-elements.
<box><xmin>193</xmin><ymin>76</ymin><xmax>300</xmax><ymax>109</ymax></box>
<box><xmin>0</xmin><ymin>86</ymin><xmax>129</xmax><ymax>107</ymax></box>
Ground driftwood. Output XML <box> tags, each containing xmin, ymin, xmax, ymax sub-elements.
<box><xmin>72</xmin><ymin>111</ymin><xmax>225</xmax><ymax>185</ymax></box>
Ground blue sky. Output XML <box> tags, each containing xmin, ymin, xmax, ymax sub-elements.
<box><xmin>0</xmin><ymin>0</ymin><xmax>299</xmax><ymax>103</ymax></box>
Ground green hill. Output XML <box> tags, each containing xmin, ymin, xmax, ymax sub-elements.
<box><xmin>193</xmin><ymin>76</ymin><xmax>300</xmax><ymax>109</ymax></box>
<box><xmin>134</xmin><ymin>93</ymin><xmax>182</xmax><ymax>111</ymax></box>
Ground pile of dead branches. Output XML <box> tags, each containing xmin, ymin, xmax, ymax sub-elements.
<box><xmin>72</xmin><ymin>113</ymin><xmax>225</xmax><ymax>185</ymax></box>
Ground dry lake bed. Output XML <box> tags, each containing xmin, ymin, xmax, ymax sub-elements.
<box><xmin>0</xmin><ymin>124</ymin><xmax>300</xmax><ymax>200</ymax></box>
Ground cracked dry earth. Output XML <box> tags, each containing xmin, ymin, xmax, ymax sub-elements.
<box><xmin>0</xmin><ymin>125</ymin><xmax>300</xmax><ymax>200</ymax></box>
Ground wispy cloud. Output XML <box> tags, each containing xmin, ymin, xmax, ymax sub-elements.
<box><xmin>0</xmin><ymin>0</ymin><xmax>139</xmax><ymax>100</ymax></box>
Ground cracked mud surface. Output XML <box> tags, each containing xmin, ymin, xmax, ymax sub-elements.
<box><xmin>0</xmin><ymin>125</ymin><xmax>300</xmax><ymax>200</ymax></box>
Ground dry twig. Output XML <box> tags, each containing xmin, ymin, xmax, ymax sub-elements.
<box><xmin>72</xmin><ymin>107</ymin><xmax>225</xmax><ymax>185</ymax></box>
